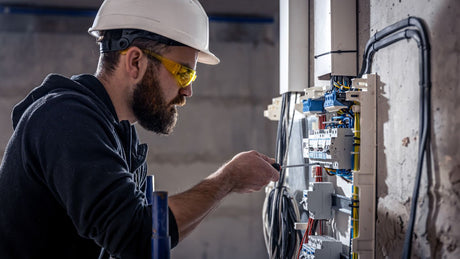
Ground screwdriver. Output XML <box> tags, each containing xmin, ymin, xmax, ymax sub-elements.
<box><xmin>271</xmin><ymin>162</ymin><xmax>320</xmax><ymax>171</ymax></box>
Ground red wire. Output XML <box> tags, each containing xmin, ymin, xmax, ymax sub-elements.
<box><xmin>315</xmin><ymin>166</ymin><xmax>323</xmax><ymax>182</ymax></box>
<box><xmin>298</xmin><ymin>166</ymin><xmax>324</xmax><ymax>258</ymax></box>
<box><xmin>319</xmin><ymin>115</ymin><xmax>326</xmax><ymax>130</ymax></box>
<box><xmin>297</xmin><ymin>218</ymin><xmax>313</xmax><ymax>259</ymax></box>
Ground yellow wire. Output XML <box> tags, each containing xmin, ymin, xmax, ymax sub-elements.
<box><xmin>334</xmin><ymin>80</ymin><xmax>351</xmax><ymax>90</ymax></box>
<box><xmin>333</xmin><ymin>82</ymin><xmax>341</xmax><ymax>89</ymax></box>
<box><xmin>352</xmin><ymin>112</ymin><xmax>360</xmax><ymax>259</ymax></box>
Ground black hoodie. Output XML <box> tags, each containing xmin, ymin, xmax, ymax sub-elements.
<box><xmin>0</xmin><ymin>74</ymin><xmax>178</xmax><ymax>258</ymax></box>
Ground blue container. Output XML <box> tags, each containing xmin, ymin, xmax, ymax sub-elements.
<box><xmin>146</xmin><ymin>176</ymin><xmax>170</xmax><ymax>259</ymax></box>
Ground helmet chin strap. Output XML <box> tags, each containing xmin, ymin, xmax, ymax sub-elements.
<box><xmin>99</xmin><ymin>29</ymin><xmax>186</xmax><ymax>53</ymax></box>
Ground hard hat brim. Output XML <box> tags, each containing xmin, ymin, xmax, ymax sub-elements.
<box><xmin>198</xmin><ymin>50</ymin><xmax>220</xmax><ymax>65</ymax></box>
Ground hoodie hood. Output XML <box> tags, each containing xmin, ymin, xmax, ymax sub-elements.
<box><xmin>12</xmin><ymin>74</ymin><xmax>118</xmax><ymax>130</ymax></box>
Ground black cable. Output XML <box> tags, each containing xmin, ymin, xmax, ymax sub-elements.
<box><xmin>274</xmin><ymin>96</ymin><xmax>283</xmax><ymax>162</ymax></box>
<box><xmin>358</xmin><ymin>16</ymin><xmax>431</xmax><ymax>259</ymax></box>
<box><xmin>268</xmin><ymin>93</ymin><xmax>289</xmax><ymax>258</ymax></box>
<box><xmin>314</xmin><ymin>50</ymin><xmax>357</xmax><ymax>59</ymax></box>
<box><xmin>264</xmin><ymin>92</ymin><xmax>302</xmax><ymax>259</ymax></box>
<box><xmin>359</xmin><ymin>17</ymin><xmax>430</xmax><ymax>78</ymax></box>
<box><xmin>362</xmin><ymin>29</ymin><xmax>421</xmax><ymax>76</ymax></box>
<box><xmin>358</xmin><ymin>18</ymin><xmax>411</xmax><ymax>77</ymax></box>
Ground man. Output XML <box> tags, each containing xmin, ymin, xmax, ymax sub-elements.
<box><xmin>0</xmin><ymin>0</ymin><xmax>279</xmax><ymax>258</ymax></box>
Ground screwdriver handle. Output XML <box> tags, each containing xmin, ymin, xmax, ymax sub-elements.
<box><xmin>271</xmin><ymin>163</ymin><xmax>281</xmax><ymax>171</ymax></box>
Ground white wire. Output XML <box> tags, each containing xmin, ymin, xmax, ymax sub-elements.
<box><xmin>263</xmin><ymin>185</ymin><xmax>302</xmax><ymax>259</ymax></box>
<box><xmin>263</xmin><ymin>93</ymin><xmax>302</xmax><ymax>259</ymax></box>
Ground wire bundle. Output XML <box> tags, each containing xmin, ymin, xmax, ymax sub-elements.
<box><xmin>331</xmin><ymin>76</ymin><xmax>352</xmax><ymax>92</ymax></box>
<box><xmin>325</xmin><ymin>168</ymin><xmax>353</xmax><ymax>182</ymax></box>
<box><xmin>263</xmin><ymin>92</ymin><xmax>302</xmax><ymax>259</ymax></box>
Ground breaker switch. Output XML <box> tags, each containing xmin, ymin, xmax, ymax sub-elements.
<box><xmin>303</xmin><ymin>182</ymin><xmax>334</xmax><ymax>219</ymax></box>
<box><xmin>300</xmin><ymin>235</ymin><xmax>342</xmax><ymax>259</ymax></box>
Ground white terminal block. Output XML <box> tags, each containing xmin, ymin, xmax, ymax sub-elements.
<box><xmin>301</xmin><ymin>235</ymin><xmax>342</xmax><ymax>259</ymax></box>
<box><xmin>304</xmin><ymin>86</ymin><xmax>327</xmax><ymax>99</ymax></box>
<box><xmin>305</xmin><ymin>182</ymin><xmax>334</xmax><ymax>219</ymax></box>
<box><xmin>302</xmin><ymin>128</ymin><xmax>354</xmax><ymax>169</ymax></box>
<box><xmin>263</xmin><ymin>96</ymin><xmax>282</xmax><ymax>121</ymax></box>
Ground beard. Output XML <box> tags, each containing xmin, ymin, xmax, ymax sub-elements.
<box><xmin>132</xmin><ymin>63</ymin><xmax>185</xmax><ymax>135</ymax></box>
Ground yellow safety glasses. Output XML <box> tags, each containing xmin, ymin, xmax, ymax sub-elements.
<box><xmin>120</xmin><ymin>48</ymin><xmax>197</xmax><ymax>88</ymax></box>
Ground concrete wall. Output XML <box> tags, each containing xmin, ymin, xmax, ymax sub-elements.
<box><xmin>0</xmin><ymin>5</ymin><xmax>279</xmax><ymax>259</ymax></box>
<box><xmin>369</xmin><ymin>0</ymin><xmax>460</xmax><ymax>258</ymax></box>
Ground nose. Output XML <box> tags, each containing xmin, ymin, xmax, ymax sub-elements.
<box><xmin>179</xmin><ymin>83</ymin><xmax>193</xmax><ymax>97</ymax></box>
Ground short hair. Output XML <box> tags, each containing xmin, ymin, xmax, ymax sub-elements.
<box><xmin>95</xmin><ymin>30</ymin><xmax>171</xmax><ymax>78</ymax></box>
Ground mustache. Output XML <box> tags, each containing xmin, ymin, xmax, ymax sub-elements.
<box><xmin>169</xmin><ymin>95</ymin><xmax>186</xmax><ymax>106</ymax></box>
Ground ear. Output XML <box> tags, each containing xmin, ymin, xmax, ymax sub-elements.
<box><xmin>121</xmin><ymin>47</ymin><xmax>148</xmax><ymax>82</ymax></box>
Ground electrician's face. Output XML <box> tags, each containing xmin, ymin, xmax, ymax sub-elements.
<box><xmin>132</xmin><ymin>61</ymin><xmax>185</xmax><ymax>134</ymax></box>
<box><xmin>132</xmin><ymin>46</ymin><xmax>197</xmax><ymax>135</ymax></box>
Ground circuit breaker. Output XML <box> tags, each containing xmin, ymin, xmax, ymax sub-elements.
<box><xmin>303</xmin><ymin>182</ymin><xmax>334</xmax><ymax>219</ymax></box>
<box><xmin>299</xmin><ymin>235</ymin><xmax>342</xmax><ymax>259</ymax></box>
<box><xmin>303</xmin><ymin>128</ymin><xmax>354</xmax><ymax>170</ymax></box>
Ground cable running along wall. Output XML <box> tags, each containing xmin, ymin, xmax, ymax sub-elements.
<box><xmin>359</xmin><ymin>16</ymin><xmax>431</xmax><ymax>259</ymax></box>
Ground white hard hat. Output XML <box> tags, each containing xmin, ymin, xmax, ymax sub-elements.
<box><xmin>88</xmin><ymin>0</ymin><xmax>220</xmax><ymax>65</ymax></box>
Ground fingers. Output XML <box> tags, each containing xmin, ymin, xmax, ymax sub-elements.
<box><xmin>225</xmin><ymin>150</ymin><xmax>279</xmax><ymax>193</ymax></box>
<box><xmin>251</xmin><ymin>151</ymin><xmax>279</xmax><ymax>182</ymax></box>
<box><xmin>271</xmin><ymin>169</ymin><xmax>280</xmax><ymax>182</ymax></box>
<box><xmin>255</xmin><ymin>151</ymin><xmax>276</xmax><ymax>164</ymax></box>
<box><xmin>257</xmin><ymin>152</ymin><xmax>279</xmax><ymax>182</ymax></box>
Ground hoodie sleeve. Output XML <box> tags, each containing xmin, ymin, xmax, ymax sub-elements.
<box><xmin>20</xmin><ymin>92</ymin><xmax>151</xmax><ymax>259</ymax></box>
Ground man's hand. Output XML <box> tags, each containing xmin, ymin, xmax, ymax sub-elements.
<box><xmin>169</xmin><ymin>150</ymin><xmax>279</xmax><ymax>242</ymax></box>
<box><xmin>219</xmin><ymin>150</ymin><xmax>280</xmax><ymax>193</ymax></box>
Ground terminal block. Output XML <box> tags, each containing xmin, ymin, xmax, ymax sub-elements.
<box><xmin>300</xmin><ymin>235</ymin><xmax>342</xmax><ymax>259</ymax></box>
<box><xmin>302</xmin><ymin>128</ymin><xmax>354</xmax><ymax>169</ymax></box>
<box><xmin>323</xmin><ymin>91</ymin><xmax>348</xmax><ymax>112</ymax></box>
<box><xmin>263</xmin><ymin>96</ymin><xmax>282</xmax><ymax>121</ymax></box>
<box><xmin>303</xmin><ymin>182</ymin><xmax>334</xmax><ymax>219</ymax></box>
<box><xmin>302</xmin><ymin>98</ymin><xmax>325</xmax><ymax>115</ymax></box>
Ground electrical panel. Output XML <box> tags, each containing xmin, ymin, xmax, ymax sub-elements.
<box><xmin>263</xmin><ymin>75</ymin><xmax>377</xmax><ymax>259</ymax></box>
<box><xmin>263</xmin><ymin>1</ymin><xmax>375</xmax><ymax>258</ymax></box>
<box><xmin>298</xmin><ymin>75</ymin><xmax>377</xmax><ymax>258</ymax></box>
